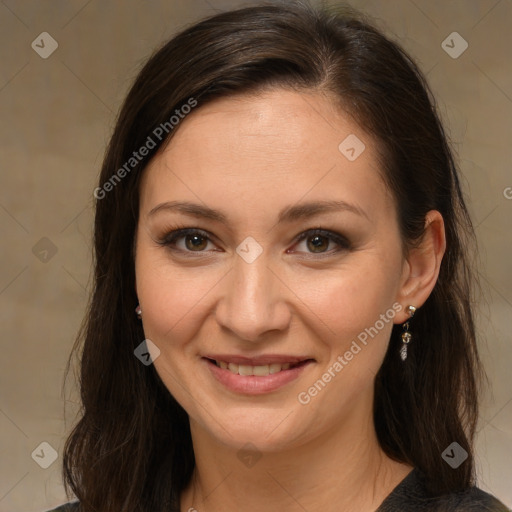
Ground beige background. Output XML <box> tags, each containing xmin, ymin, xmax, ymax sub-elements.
<box><xmin>0</xmin><ymin>1</ymin><xmax>511</xmax><ymax>510</ymax></box>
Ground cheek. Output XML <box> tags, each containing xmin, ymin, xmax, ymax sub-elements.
<box><xmin>290</xmin><ymin>267</ymin><xmax>399</xmax><ymax>431</ymax></box>
<box><xmin>295</xmin><ymin>258</ymin><xmax>401</xmax><ymax>348</ymax></box>
<box><xmin>135</xmin><ymin>244</ymin><xmax>220</xmax><ymax>350</ymax></box>
<box><xmin>134</xmin><ymin>248</ymin><xmax>216</xmax><ymax>407</ymax></box>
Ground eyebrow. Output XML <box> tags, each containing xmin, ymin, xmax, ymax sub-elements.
<box><xmin>148</xmin><ymin>199</ymin><xmax>369</xmax><ymax>224</ymax></box>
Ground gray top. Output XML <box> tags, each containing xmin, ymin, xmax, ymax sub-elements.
<box><xmin>45</xmin><ymin>469</ymin><xmax>510</xmax><ymax>511</ymax></box>
<box><xmin>376</xmin><ymin>469</ymin><xmax>510</xmax><ymax>511</ymax></box>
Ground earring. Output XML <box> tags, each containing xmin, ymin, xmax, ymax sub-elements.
<box><xmin>135</xmin><ymin>304</ymin><xmax>142</xmax><ymax>320</ymax></box>
<box><xmin>400</xmin><ymin>305</ymin><xmax>416</xmax><ymax>361</ymax></box>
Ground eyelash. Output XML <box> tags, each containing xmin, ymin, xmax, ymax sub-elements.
<box><xmin>157</xmin><ymin>224</ymin><xmax>351</xmax><ymax>258</ymax></box>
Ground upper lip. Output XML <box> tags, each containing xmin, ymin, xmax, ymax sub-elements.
<box><xmin>203</xmin><ymin>354</ymin><xmax>314</xmax><ymax>365</ymax></box>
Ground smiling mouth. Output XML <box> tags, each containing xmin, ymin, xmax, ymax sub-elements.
<box><xmin>205</xmin><ymin>358</ymin><xmax>312</xmax><ymax>376</ymax></box>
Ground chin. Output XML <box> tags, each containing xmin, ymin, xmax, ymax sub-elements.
<box><xmin>190</xmin><ymin>402</ymin><xmax>314</xmax><ymax>453</ymax></box>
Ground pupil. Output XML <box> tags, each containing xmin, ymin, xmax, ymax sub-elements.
<box><xmin>308</xmin><ymin>235</ymin><xmax>327</xmax><ymax>252</ymax></box>
<box><xmin>186</xmin><ymin>234</ymin><xmax>206</xmax><ymax>250</ymax></box>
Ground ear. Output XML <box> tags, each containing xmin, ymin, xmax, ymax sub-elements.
<box><xmin>394</xmin><ymin>210</ymin><xmax>446</xmax><ymax>323</ymax></box>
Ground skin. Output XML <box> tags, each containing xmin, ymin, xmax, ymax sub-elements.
<box><xmin>134</xmin><ymin>88</ymin><xmax>446</xmax><ymax>512</ymax></box>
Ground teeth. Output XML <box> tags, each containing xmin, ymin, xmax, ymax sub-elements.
<box><xmin>253</xmin><ymin>364</ymin><xmax>270</xmax><ymax>376</ymax></box>
<box><xmin>269</xmin><ymin>363</ymin><xmax>282</xmax><ymax>374</ymax></box>
<box><xmin>216</xmin><ymin>360</ymin><xmax>294</xmax><ymax>376</ymax></box>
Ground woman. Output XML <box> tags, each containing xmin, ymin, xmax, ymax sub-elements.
<box><xmin>48</xmin><ymin>2</ymin><xmax>509</xmax><ymax>511</ymax></box>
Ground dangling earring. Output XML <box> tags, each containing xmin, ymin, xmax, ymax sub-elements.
<box><xmin>400</xmin><ymin>305</ymin><xmax>416</xmax><ymax>361</ymax></box>
<box><xmin>135</xmin><ymin>304</ymin><xmax>142</xmax><ymax>320</ymax></box>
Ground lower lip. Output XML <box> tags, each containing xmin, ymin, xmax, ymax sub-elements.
<box><xmin>204</xmin><ymin>359</ymin><xmax>313</xmax><ymax>395</ymax></box>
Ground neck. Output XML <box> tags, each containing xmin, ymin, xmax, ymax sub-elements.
<box><xmin>180</xmin><ymin>402</ymin><xmax>412</xmax><ymax>512</ymax></box>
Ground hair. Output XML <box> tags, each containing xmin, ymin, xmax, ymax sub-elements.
<box><xmin>62</xmin><ymin>1</ymin><xmax>483</xmax><ymax>510</ymax></box>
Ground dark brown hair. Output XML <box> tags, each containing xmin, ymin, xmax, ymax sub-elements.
<box><xmin>63</xmin><ymin>2</ymin><xmax>482</xmax><ymax>510</ymax></box>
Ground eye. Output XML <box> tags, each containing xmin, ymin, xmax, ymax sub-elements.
<box><xmin>159</xmin><ymin>228</ymin><xmax>217</xmax><ymax>254</ymax></box>
<box><xmin>291</xmin><ymin>228</ymin><xmax>350</xmax><ymax>255</ymax></box>
<box><xmin>158</xmin><ymin>226</ymin><xmax>350</xmax><ymax>257</ymax></box>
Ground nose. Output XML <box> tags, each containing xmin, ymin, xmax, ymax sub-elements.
<box><xmin>215</xmin><ymin>254</ymin><xmax>292</xmax><ymax>343</ymax></box>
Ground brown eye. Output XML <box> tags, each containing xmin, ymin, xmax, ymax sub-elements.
<box><xmin>160</xmin><ymin>228</ymin><xmax>216</xmax><ymax>254</ymax></box>
<box><xmin>185</xmin><ymin>233</ymin><xmax>208</xmax><ymax>251</ymax></box>
<box><xmin>306</xmin><ymin>234</ymin><xmax>330</xmax><ymax>253</ymax></box>
<box><xmin>292</xmin><ymin>228</ymin><xmax>350</xmax><ymax>255</ymax></box>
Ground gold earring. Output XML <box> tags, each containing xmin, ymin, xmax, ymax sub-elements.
<box><xmin>400</xmin><ymin>305</ymin><xmax>416</xmax><ymax>361</ymax></box>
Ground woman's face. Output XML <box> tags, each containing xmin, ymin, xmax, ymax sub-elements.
<box><xmin>135</xmin><ymin>88</ymin><xmax>410</xmax><ymax>451</ymax></box>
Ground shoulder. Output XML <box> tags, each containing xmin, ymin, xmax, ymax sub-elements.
<box><xmin>448</xmin><ymin>487</ymin><xmax>511</xmax><ymax>511</ymax></box>
<box><xmin>378</xmin><ymin>469</ymin><xmax>510</xmax><ymax>511</ymax></box>
<box><xmin>43</xmin><ymin>502</ymin><xmax>80</xmax><ymax>512</ymax></box>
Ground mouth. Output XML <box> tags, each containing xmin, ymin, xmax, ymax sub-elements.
<box><xmin>205</xmin><ymin>358</ymin><xmax>311</xmax><ymax>376</ymax></box>
<box><xmin>202</xmin><ymin>355</ymin><xmax>315</xmax><ymax>395</ymax></box>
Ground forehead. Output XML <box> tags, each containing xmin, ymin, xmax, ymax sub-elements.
<box><xmin>140</xmin><ymin>88</ymin><xmax>394</xmax><ymax>224</ymax></box>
